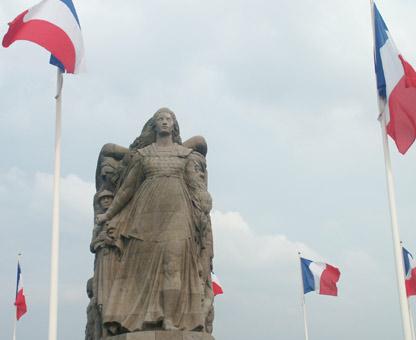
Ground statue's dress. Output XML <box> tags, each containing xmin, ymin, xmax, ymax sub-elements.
<box><xmin>102</xmin><ymin>143</ymin><xmax>204</xmax><ymax>332</ymax></box>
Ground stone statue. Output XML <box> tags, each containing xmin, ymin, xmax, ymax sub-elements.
<box><xmin>86</xmin><ymin>108</ymin><xmax>216</xmax><ymax>339</ymax></box>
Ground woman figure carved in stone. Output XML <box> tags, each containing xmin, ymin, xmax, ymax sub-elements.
<box><xmin>95</xmin><ymin>108</ymin><xmax>213</xmax><ymax>335</ymax></box>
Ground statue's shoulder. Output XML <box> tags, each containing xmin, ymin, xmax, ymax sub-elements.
<box><xmin>176</xmin><ymin>144</ymin><xmax>193</xmax><ymax>157</ymax></box>
<box><xmin>136</xmin><ymin>144</ymin><xmax>154</xmax><ymax>156</ymax></box>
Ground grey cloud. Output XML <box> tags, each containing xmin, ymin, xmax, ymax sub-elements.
<box><xmin>1</xmin><ymin>0</ymin><xmax>416</xmax><ymax>339</ymax></box>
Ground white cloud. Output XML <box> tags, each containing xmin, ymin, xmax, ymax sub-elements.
<box><xmin>211</xmin><ymin>210</ymin><xmax>331</xmax><ymax>339</ymax></box>
<box><xmin>32</xmin><ymin>171</ymin><xmax>95</xmax><ymax>223</ymax></box>
<box><xmin>212</xmin><ymin>210</ymin><xmax>319</xmax><ymax>268</ymax></box>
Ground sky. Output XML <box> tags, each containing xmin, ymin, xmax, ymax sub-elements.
<box><xmin>1</xmin><ymin>0</ymin><xmax>416</xmax><ymax>339</ymax></box>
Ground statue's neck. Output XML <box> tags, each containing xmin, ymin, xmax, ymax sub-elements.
<box><xmin>155</xmin><ymin>134</ymin><xmax>174</xmax><ymax>147</ymax></box>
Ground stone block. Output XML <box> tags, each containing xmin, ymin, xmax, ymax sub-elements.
<box><xmin>108</xmin><ymin>331</ymin><xmax>214</xmax><ymax>340</ymax></box>
<box><xmin>156</xmin><ymin>331</ymin><xmax>182</xmax><ymax>340</ymax></box>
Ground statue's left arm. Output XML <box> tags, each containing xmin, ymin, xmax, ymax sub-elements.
<box><xmin>102</xmin><ymin>154</ymin><xmax>144</xmax><ymax>221</ymax></box>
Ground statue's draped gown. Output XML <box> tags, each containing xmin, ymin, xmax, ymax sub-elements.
<box><xmin>102</xmin><ymin>143</ymin><xmax>204</xmax><ymax>332</ymax></box>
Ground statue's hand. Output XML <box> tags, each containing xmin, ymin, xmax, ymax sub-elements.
<box><xmin>96</xmin><ymin>213</ymin><xmax>109</xmax><ymax>225</ymax></box>
<box><xmin>107</xmin><ymin>227</ymin><xmax>117</xmax><ymax>240</ymax></box>
<box><xmin>95</xmin><ymin>231</ymin><xmax>107</xmax><ymax>243</ymax></box>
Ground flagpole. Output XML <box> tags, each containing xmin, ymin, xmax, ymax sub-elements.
<box><xmin>12</xmin><ymin>316</ymin><xmax>16</xmax><ymax>340</ymax></box>
<box><xmin>48</xmin><ymin>68</ymin><xmax>63</xmax><ymax>340</ymax></box>
<box><xmin>379</xmin><ymin>115</ymin><xmax>413</xmax><ymax>340</ymax></box>
<box><xmin>402</xmin><ymin>240</ymin><xmax>415</xmax><ymax>340</ymax></box>
<box><xmin>298</xmin><ymin>252</ymin><xmax>309</xmax><ymax>340</ymax></box>
<box><xmin>408</xmin><ymin>299</ymin><xmax>415</xmax><ymax>340</ymax></box>
<box><xmin>12</xmin><ymin>315</ymin><xmax>16</xmax><ymax>340</ymax></box>
<box><xmin>369</xmin><ymin>1</ymin><xmax>413</xmax><ymax>339</ymax></box>
<box><xmin>12</xmin><ymin>253</ymin><xmax>21</xmax><ymax>340</ymax></box>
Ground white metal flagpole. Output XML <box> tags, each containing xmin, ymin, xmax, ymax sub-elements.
<box><xmin>12</xmin><ymin>316</ymin><xmax>16</xmax><ymax>340</ymax></box>
<box><xmin>298</xmin><ymin>252</ymin><xmax>309</xmax><ymax>340</ymax></box>
<box><xmin>12</xmin><ymin>252</ymin><xmax>22</xmax><ymax>340</ymax></box>
<box><xmin>12</xmin><ymin>318</ymin><xmax>16</xmax><ymax>340</ymax></box>
<box><xmin>12</xmin><ymin>253</ymin><xmax>21</xmax><ymax>340</ymax></box>
<box><xmin>408</xmin><ymin>299</ymin><xmax>415</xmax><ymax>340</ymax></box>
<box><xmin>369</xmin><ymin>1</ymin><xmax>413</xmax><ymax>339</ymax></box>
<box><xmin>403</xmin><ymin>241</ymin><xmax>415</xmax><ymax>340</ymax></box>
<box><xmin>379</xmin><ymin>115</ymin><xmax>413</xmax><ymax>340</ymax></box>
<box><xmin>48</xmin><ymin>68</ymin><xmax>63</xmax><ymax>340</ymax></box>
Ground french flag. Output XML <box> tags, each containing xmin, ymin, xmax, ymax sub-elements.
<box><xmin>301</xmin><ymin>257</ymin><xmax>341</xmax><ymax>296</ymax></box>
<box><xmin>402</xmin><ymin>247</ymin><xmax>416</xmax><ymax>297</ymax></box>
<box><xmin>373</xmin><ymin>2</ymin><xmax>416</xmax><ymax>154</ymax></box>
<box><xmin>211</xmin><ymin>273</ymin><xmax>224</xmax><ymax>297</ymax></box>
<box><xmin>15</xmin><ymin>261</ymin><xmax>27</xmax><ymax>321</ymax></box>
<box><xmin>2</xmin><ymin>0</ymin><xmax>84</xmax><ymax>74</ymax></box>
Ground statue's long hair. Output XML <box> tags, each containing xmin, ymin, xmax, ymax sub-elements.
<box><xmin>129</xmin><ymin>107</ymin><xmax>182</xmax><ymax>150</ymax></box>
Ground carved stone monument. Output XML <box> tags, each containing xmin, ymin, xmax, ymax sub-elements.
<box><xmin>85</xmin><ymin>108</ymin><xmax>215</xmax><ymax>340</ymax></box>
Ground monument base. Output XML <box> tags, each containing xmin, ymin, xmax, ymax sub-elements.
<box><xmin>108</xmin><ymin>331</ymin><xmax>215</xmax><ymax>340</ymax></box>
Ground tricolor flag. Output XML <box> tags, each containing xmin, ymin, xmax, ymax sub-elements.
<box><xmin>403</xmin><ymin>247</ymin><xmax>416</xmax><ymax>297</ymax></box>
<box><xmin>301</xmin><ymin>257</ymin><xmax>341</xmax><ymax>296</ymax></box>
<box><xmin>372</xmin><ymin>2</ymin><xmax>416</xmax><ymax>154</ymax></box>
<box><xmin>15</xmin><ymin>261</ymin><xmax>27</xmax><ymax>321</ymax></box>
<box><xmin>211</xmin><ymin>273</ymin><xmax>224</xmax><ymax>296</ymax></box>
<box><xmin>2</xmin><ymin>0</ymin><xmax>84</xmax><ymax>73</ymax></box>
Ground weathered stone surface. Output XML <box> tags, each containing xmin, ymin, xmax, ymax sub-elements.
<box><xmin>85</xmin><ymin>108</ymin><xmax>216</xmax><ymax>339</ymax></box>
<box><xmin>108</xmin><ymin>331</ymin><xmax>214</xmax><ymax>340</ymax></box>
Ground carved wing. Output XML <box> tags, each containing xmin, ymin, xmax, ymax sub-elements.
<box><xmin>95</xmin><ymin>143</ymin><xmax>129</xmax><ymax>192</ymax></box>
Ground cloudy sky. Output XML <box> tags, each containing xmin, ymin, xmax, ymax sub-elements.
<box><xmin>1</xmin><ymin>0</ymin><xmax>416</xmax><ymax>339</ymax></box>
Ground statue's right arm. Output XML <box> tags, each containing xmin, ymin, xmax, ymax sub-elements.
<box><xmin>105</xmin><ymin>159</ymin><xmax>143</xmax><ymax>219</ymax></box>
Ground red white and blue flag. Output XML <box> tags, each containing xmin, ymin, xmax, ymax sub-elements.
<box><xmin>211</xmin><ymin>273</ymin><xmax>224</xmax><ymax>296</ymax></box>
<box><xmin>301</xmin><ymin>257</ymin><xmax>341</xmax><ymax>296</ymax></box>
<box><xmin>403</xmin><ymin>247</ymin><xmax>416</xmax><ymax>297</ymax></box>
<box><xmin>15</xmin><ymin>261</ymin><xmax>27</xmax><ymax>321</ymax></box>
<box><xmin>373</xmin><ymin>2</ymin><xmax>416</xmax><ymax>154</ymax></box>
<box><xmin>2</xmin><ymin>0</ymin><xmax>84</xmax><ymax>74</ymax></box>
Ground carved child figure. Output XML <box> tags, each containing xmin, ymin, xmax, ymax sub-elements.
<box><xmin>90</xmin><ymin>190</ymin><xmax>114</xmax><ymax>253</ymax></box>
<box><xmin>85</xmin><ymin>278</ymin><xmax>98</xmax><ymax>340</ymax></box>
<box><xmin>87</xmin><ymin>190</ymin><xmax>117</xmax><ymax>340</ymax></box>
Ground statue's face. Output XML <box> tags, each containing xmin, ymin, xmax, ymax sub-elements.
<box><xmin>99</xmin><ymin>196</ymin><xmax>113</xmax><ymax>210</ymax></box>
<box><xmin>154</xmin><ymin>111</ymin><xmax>174</xmax><ymax>136</ymax></box>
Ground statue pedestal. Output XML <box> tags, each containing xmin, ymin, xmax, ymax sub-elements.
<box><xmin>108</xmin><ymin>331</ymin><xmax>215</xmax><ymax>340</ymax></box>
